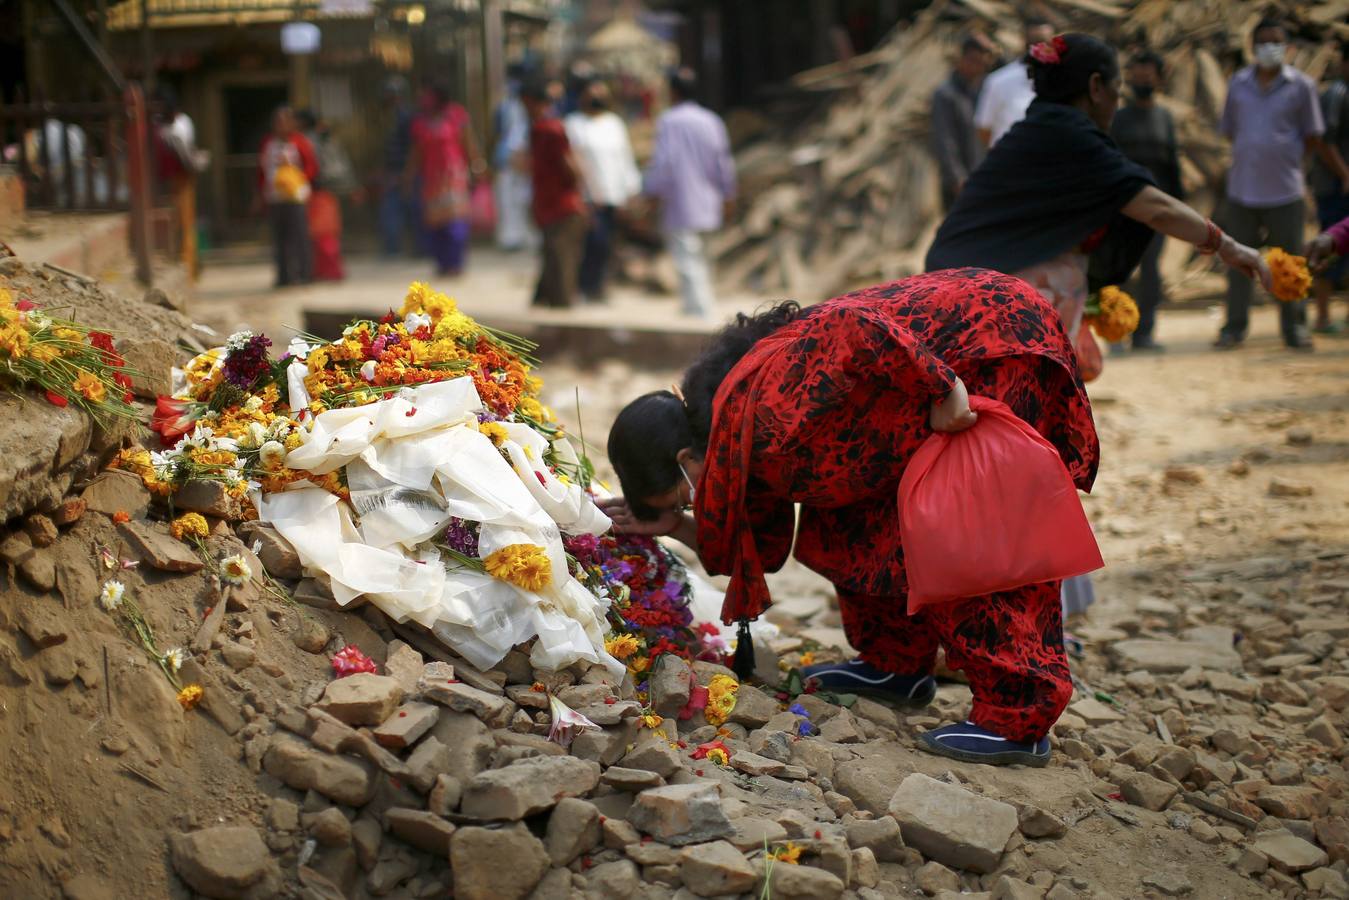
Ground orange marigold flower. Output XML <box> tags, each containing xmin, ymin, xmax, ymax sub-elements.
<box><xmin>72</xmin><ymin>370</ymin><xmax>107</xmax><ymax>403</ymax></box>
<box><xmin>177</xmin><ymin>684</ymin><xmax>204</xmax><ymax>710</ymax></box>
<box><xmin>112</xmin><ymin>510</ymin><xmax>131</xmax><ymax>524</ymax></box>
<box><xmin>1266</xmin><ymin>247</ymin><xmax>1312</xmax><ymax>302</ymax></box>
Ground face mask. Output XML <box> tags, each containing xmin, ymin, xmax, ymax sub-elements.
<box><xmin>1129</xmin><ymin>83</ymin><xmax>1155</xmax><ymax>100</ymax></box>
<box><xmin>1255</xmin><ymin>43</ymin><xmax>1286</xmax><ymax>69</ymax></box>
<box><xmin>679</xmin><ymin>464</ymin><xmax>696</xmax><ymax>508</ymax></box>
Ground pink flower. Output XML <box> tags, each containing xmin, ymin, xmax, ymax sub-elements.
<box><xmin>547</xmin><ymin>694</ymin><xmax>600</xmax><ymax>748</ymax></box>
<box><xmin>679</xmin><ymin>682</ymin><xmax>709</xmax><ymax>721</ymax></box>
<box><xmin>331</xmin><ymin>645</ymin><xmax>378</xmax><ymax>678</ymax></box>
<box><xmin>1030</xmin><ymin>36</ymin><xmax>1067</xmax><ymax>65</ymax></box>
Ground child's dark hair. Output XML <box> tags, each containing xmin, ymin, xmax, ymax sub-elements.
<box><xmin>607</xmin><ymin>301</ymin><xmax>805</xmax><ymax>519</ymax></box>
<box><xmin>1027</xmin><ymin>33</ymin><xmax>1120</xmax><ymax>105</ymax></box>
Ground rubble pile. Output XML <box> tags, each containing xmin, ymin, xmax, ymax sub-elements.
<box><xmin>714</xmin><ymin>0</ymin><xmax>1349</xmax><ymax>301</ymax></box>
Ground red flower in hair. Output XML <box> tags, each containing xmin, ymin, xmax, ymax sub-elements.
<box><xmin>1030</xmin><ymin>35</ymin><xmax>1069</xmax><ymax>65</ymax></box>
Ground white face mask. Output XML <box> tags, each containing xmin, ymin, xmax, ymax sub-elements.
<box><xmin>679</xmin><ymin>464</ymin><xmax>697</xmax><ymax>508</ymax></box>
<box><xmin>1255</xmin><ymin>43</ymin><xmax>1286</xmax><ymax>70</ymax></box>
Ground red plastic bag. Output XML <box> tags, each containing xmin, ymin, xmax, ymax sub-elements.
<box><xmin>469</xmin><ymin>181</ymin><xmax>496</xmax><ymax>237</ymax></box>
<box><xmin>898</xmin><ymin>396</ymin><xmax>1103</xmax><ymax>613</ymax></box>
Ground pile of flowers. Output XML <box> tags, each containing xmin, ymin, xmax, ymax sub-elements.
<box><xmin>1266</xmin><ymin>247</ymin><xmax>1312</xmax><ymax>302</ymax></box>
<box><xmin>0</xmin><ymin>283</ymin><xmax>140</xmax><ymax>422</ymax></box>
<box><xmin>571</xmin><ymin>534</ymin><xmax>728</xmax><ymax>679</ymax></box>
<box><xmin>1085</xmin><ymin>286</ymin><xmax>1141</xmax><ymax>343</ymax></box>
<box><xmin>128</xmin><ymin>281</ymin><xmax>727</xmax><ymax>675</ymax></box>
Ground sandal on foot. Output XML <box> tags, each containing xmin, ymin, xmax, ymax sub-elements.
<box><xmin>917</xmin><ymin>721</ymin><xmax>1050</xmax><ymax>767</ymax></box>
<box><xmin>801</xmin><ymin>659</ymin><xmax>936</xmax><ymax>708</ymax></box>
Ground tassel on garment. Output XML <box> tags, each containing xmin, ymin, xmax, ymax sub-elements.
<box><xmin>731</xmin><ymin>618</ymin><xmax>756</xmax><ymax>680</ymax></box>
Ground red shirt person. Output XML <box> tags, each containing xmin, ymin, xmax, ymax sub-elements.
<box><xmin>602</xmin><ymin>270</ymin><xmax>1099</xmax><ymax>767</ymax></box>
<box><xmin>522</xmin><ymin>78</ymin><xmax>587</xmax><ymax>308</ymax></box>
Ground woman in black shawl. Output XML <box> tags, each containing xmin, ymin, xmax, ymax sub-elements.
<box><xmin>927</xmin><ymin>33</ymin><xmax>1271</xmax><ymax>377</ymax></box>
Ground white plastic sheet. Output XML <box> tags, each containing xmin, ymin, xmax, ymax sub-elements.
<box><xmin>255</xmin><ymin>377</ymin><xmax>621</xmax><ymax>674</ymax></box>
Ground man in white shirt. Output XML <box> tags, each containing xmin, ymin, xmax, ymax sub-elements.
<box><xmin>565</xmin><ymin>81</ymin><xmax>640</xmax><ymax>301</ymax></box>
<box><xmin>974</xmin><ymin>17</ymin><xmax>1054</xmax><ymax>148</ymax></box>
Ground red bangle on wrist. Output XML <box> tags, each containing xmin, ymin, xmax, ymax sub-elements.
<box><xmin>1197</xmin><ymin>219</ymin><xmax>1223</xmax><ymax>255</ymax></box>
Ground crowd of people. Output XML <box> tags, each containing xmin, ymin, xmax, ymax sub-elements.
<box><xmin>516</xmin><ymin>67</ymin><xmax>737</xmax><ymax>314</ymax></box>
<box><xmin>929</xmin><ymin>15</ymin><xmax>1349</xmax><ymax>353</ymax></box>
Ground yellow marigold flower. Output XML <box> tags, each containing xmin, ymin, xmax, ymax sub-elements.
<box><xmin>0</xmin><ymin>286</ymin><xmax>11</xmax><ymax>306</ymax></box>
<box><xmin>769</xmin><ymin>842</ymin><xmax>803</xmax><ymax>865</ymax></box>
<box><xmin>432</xmin><ymin>311</ymin><xmax>478</xmax><ymax>342</ymax></box>
<box><xmin>0</xmin><ymin>323</ymin><xmax>31</xmax><ymax>359</ymax></box>
<box><xmin>283</xmin><ymin>432</ymin><xmax>305</xmax><ymax>451</ymax></box>
<box><xmin>52</xmin><ymin>326</ymin><xmax>83</xmax><ymax>344</ymax></box>
<box><xmin>72</xmin><ymin>370</ymin><xmax>106</xmax><ymax>402</ymax></box>
<box><xmin>629</xmin><ymin>655</ymin><xmax>651</xmax><ymax>674</ymax></box>
<box><xmin>177</xmin><ymin>684</ymin><xmax>204</xmax><ymax>710</ymax></box>
<box><xmin>169</xmin><ymin>512</ymin><xmax>210</xmax><ymax>542</ymax></box>
<box><xmin>706</xmin><ymin>746</ymin><xmax>730</xmax><ymax>767</ymax></box>
<box><xmin>27</xmin><ymin>340</ymin><xmax>60</xmax><ymax>364</ymax></box>
<box><xmin>639</xmin><ymin>713</ymin><xmax>664</xmax><ymax>729</ymax></box>
<box><xmin>1087</xmin><ymin>286</ymin><xmax>1140</xmax><ymax>343</ymax></box>
<box><xmin>478</xmin><ymin>422</ymin><xmax>510</xmax><ymax>447</ymax></box>
<box><xmin>305</xmin><ymin>346</ymin><xmax>330</xmax><ymax>372</ymax></box>
<box><xmin>484</xmin><ymin>543</ymin><xmax>552</xmax><ymax>592</ymax></box>
<box><xmin>517</xmin><ymin>397</ymin><xmax>548</xmax><ymax>421</ymax></box>
<box><xmin>605</xmin><ymin>633</ymin><xmax>641</xmax><ymax>660</ymax></box>
<box><xmin>525</xmin><ymin>374</ymin><xmax>544</xmax><ymax>395</ymax></box>
<box><xmin>798</xmin><ymin>651</ymin><xmax>815</xmax><ymax>667</ymax></box>
<box><xmin>704</xmin><ymin>674</ymin><xmax>739</xmax><ymax>727</ymax></box>
<box><xmin>1266</xmin><ymin>247</ymin><xmax>1313</xmax><ymax>302</ymax></box>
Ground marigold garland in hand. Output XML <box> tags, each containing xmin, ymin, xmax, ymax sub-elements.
<box><xmin>1087</xmin><ymin>286</ymin><xmax>1141</xmax><ymax>343</ymax></box>
<box><xmin>1265</xmin><ymin>248</ymin><xmax>1312</xmax><ymax>302</ymax></box>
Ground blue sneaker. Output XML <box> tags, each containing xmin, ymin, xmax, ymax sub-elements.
<box><xmin>801</xmin><ymin>659</ymin><xmax>936</xmax><ymax>708</ymax></box>
<box><xmin>917</xmin><ymin>721</ymin><xmax>1050</xmax><ymax>768</ymax></box>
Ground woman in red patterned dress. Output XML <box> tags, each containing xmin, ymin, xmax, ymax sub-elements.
<box><xmin>602</xmin><ymin>269</ymin><xmax>1097</xmax><ymax>767</ymax></box>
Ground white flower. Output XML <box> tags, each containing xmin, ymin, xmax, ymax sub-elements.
<box><xmin>99</xmin><ymin>580</ymin><xmax>126</xmax><ymax>611</ymax></box>
<box><xmin>26</xmin><ymin>311</ymin><xmax>51</xmax><ymax>330</ymax></box>
<box><xmin>164</xmin><ymin>647</ymin><xmax>185</xmax><ymax>673</ymax></box>
<box><xmin>219</xmin><ymin>554</ymin><xmax>252</xmax><ymax>586</ymax></box>
<box><xmin>243</xmin><ymin>395</ymin><xmax>264</xmax><ymax>412</ymax></box>
<box><xmin>251</xmin><ymin>540</ymin><xmax>263</xmax><ymax>555</ymax></box>
<box><xmin>360</xmin><ymin>360</ymin><xmax>377</xmax><ymax>382</ymax></box>
<box><xmin>258</xmin><ymin>440</ymin><xmax>286</xmax><ymax>470</ymax></box>
<box><xmin>240</xmin><ymin>421</ymin><xmax>267</xmax><ymax>449</ymax></box>
<box><xmin>403</xmin><ymin>311</ymin><xmax>433</xmax><ymax>333</ymax></box>
<box><xmin>225</xmin><ymin>330</ymin><xmax>255</xmax><ymax>351</ymax></box>
<box><xmin>178</xmin><ymin>424</ymin><xmax>215</xmax><ymax>451</ymax></box>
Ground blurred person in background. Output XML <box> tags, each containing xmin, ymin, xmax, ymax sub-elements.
<box><xmin>1109</xmin><ymin>50</ymin><xmax>1183</xmax><ymax>351</ymax></box>
<box><xmin>257</xmin><ymin>106</ymin><xmax>317</xmax><ymax>288</ymax></box>
<box><xmin>378</xmin><ymin>77</ymin><xmax>420</xmax><ymax>258</ymax></box>
<box><xmin>566</xmin><ymin>79</ymin><xmax>641</xmax><ymax>301</ymax></box>
<box><xmin>494</xmin><ymin>68</ymin><xmax>537</xmax><ymax>252</ymax></box>
<box><xmin>405</xmin><ymin>80</ymin><xmax>485</xmax><ymax>277</ymax></box>
<box><xmin>1216</xmin><ymin>17</ymin><xmax>1349</xmax><ymax>351</ymax></box>
<box><xmin>523</xmin><ymin>77</ymin><xmax>587</xmax><ymax>309</ymax></box>
<box><xmin>974</xmin><ymin>17</ymin><xmax>1055</xmax><ymax>148</ymax></box>
<box><xmin>643</xmin><ymin>68</ymin><xmax>737</xmax><ymax>319</ymax></box>
<box><xmin>931</xmin><ymin>33</ymin><xmax>995</xmax><ymax>211</ymax></box>
<box><xmin>296</xmin><ymin>109</ymin><xmax>355</xmax><ymax>281</ymax></box>
<box><xmin>1311</xmin><ymin>44</ymin><xmax>1349</xmax><ymax>333</ymax></box>
<box><xmin>153</xmin><ymin>87</ymin><xmax>207</xmax><ymax>281</ymax></box>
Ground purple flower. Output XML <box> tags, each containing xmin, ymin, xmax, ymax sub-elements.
<box><xmin>788</xmin><ymin>703</ymin><xmax>810</xmax><ymax>718</ymax></box>
<box><xmin>222</xmin><ymin>333</ymin><xmax>272</xmax><ymax>389</ymax></box>
<box><xmin>443</xmin><ymin>517</ymin><xmax>480</xmax><ymax>556</ymax></box>
<box><xmin>797</xmin><ymin>721</ymin><xmax>813</xmax><ymax>737</ymax></box>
